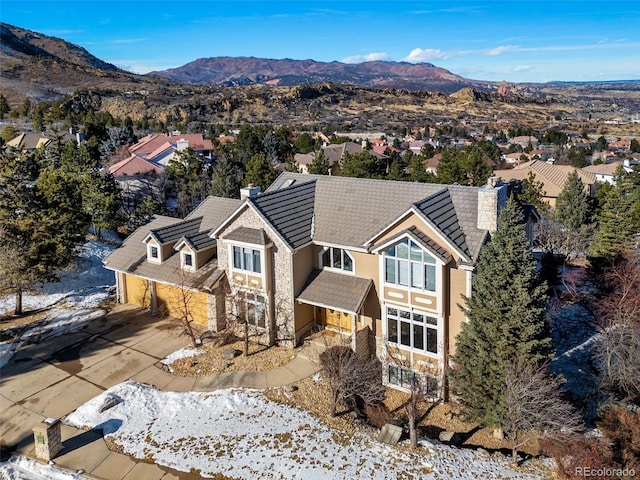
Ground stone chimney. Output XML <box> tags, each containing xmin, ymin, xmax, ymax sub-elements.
<box><xmin>240</xmin><ymin>183</ymin><xmax>261</xmax><ymax>200</ymax></box>
<box><xmin>477</xmin><ymin>176</ymin><xmax>507</xmax><ymax>232</ymax></box>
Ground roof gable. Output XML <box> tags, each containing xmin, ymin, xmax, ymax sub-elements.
<box><xmin>145</xmin><ymin>217</ymin><xmax>203</xmax><ymax>245</ymax></box>
<box><xmin>268</xmin><ymin>173</ymin><xmax>486</xmax><ymax>261</ymax></box>
<box><xmin>413</xmin><ymin>188</ymin><xmax>471</xmax><ymax>260</ymax></box>
<box><xmin>249</xmin><ymin>180</ymin><xmax>316</xmax><ymax>250</ymax></box>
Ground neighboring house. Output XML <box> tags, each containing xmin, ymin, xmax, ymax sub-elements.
<box><xmin>608</xmin><ymin>140</ymin><xmax>631</xmax><ymax>151</ymax></box>
<box><xmin>495</xmin><ymin>159</ymin><xmax>596</xmax><ymax>207</ymax></box>
<box><xmin>6</xmin><ymin>129</ymin><xmax>83</xmax><ymax>153</ymax></box>
<box><xmin>294</xmin><ymin>141</ymin><xmax>386</xmax><ymax>174</ymax></box>
<box><xmin>105</xmin><ymin>173</ymin><xmax>533</xmax><ymax>395</ymax></box>
<box><xmin>582</xmin><ymin>160</ymin><xmax>633</xmax><ymax>185</ymax></box>
<box><xmin>509</xmin><ymin>136</ymin><xmax>539</xmax><ymax>148</ymax></box>
<box><xmin>108</xmin><ymin>133</ymin><xmax>214</xmax><ymax>178</ymax></box>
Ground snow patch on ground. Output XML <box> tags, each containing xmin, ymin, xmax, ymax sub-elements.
<box><xmin>160</xmin><ymin>346</ymin><xmax>205</xmax><ymax>365</ymax></box>
<box><xmin>66</xmin><ymin>381</ymin><xmax>544</xmax><ymax>480</ymax></box>
<box><xmin>0</xmin><ymin>455</ymin><xmax>89</xmax><ymax>480</ymax></box>
<box><xmin>0</xmin><ymin>239</ymin><xmax>116</xmax><ymax>368</ymax></box>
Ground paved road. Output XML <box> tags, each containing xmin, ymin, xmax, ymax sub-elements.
<box><xmin>1</xmin><ymin>305</ymin><xmax>217</xmax><ymax>479</ymax></box>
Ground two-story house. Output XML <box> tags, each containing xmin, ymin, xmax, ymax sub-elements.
<box><xmin>105</xmin><ymin>173</ymin><xmax>524</xmax><ymax>394</ymax></box>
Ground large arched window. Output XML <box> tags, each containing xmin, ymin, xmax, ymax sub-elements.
<box><xmin>383</xmin><ymin>238</ymin><xmax>436</xmax><ymax>291</ymax></box>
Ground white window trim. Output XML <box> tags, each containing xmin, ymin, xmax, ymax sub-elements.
<box><xmin>318</xmin><ymin>246</ymin><xmax>355</xmax><ymax>275</ymax></box>
<box><xmin>384</xmin><ymin>304</ymin><xmax>442</xmax><ymax>359</ymax></box>
<box><xmin>228</xmin><ymin>243</ymin><xmax>265</xmax><ymax>277</ymax></box>
<box><xmin>181</xmin><ymin>250</ymin><xmax>196</xmax><ymax>271</ymax></box>
<box><xmin>382</xmin><ymin>237</ymin><xmax>439</xmax><ymax>293</ymax></box>
<box><xmin>147</xmin><ymin>242</ymin><xmax>161</xmax><ymax>264</ymax></box>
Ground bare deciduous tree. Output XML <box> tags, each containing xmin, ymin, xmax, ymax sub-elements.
<box><xmin>593</xmin><ymin>253</ymin><xmax>640</xmax><ymax>402</ymax></box>
<box><xmin>167</xmin><ymin>269</ymin><xmax>200</xmax><ymax>347</ymax></box>
<box><xmin>386</xmin><ymin>346</ymin><xmax>441</xmax><ymax>449</ymax></box>
<box><xmin>501</xmin><ymin>356</ymin><xmax>583</xmax><ymax>465</ymax></box>
<box><xmin>534</xmin><ymin>216</ymin><xmax>593</xmax><ymax>261</ymax></box>
<box><xmin>224</xmin><ymin>282</ymin><xmax>269</xmax><ymax>357</ymax></box>
<box><xmin>319</xmin><ymin>337</ymin><xmax>385</xmax><ymax>418</ymax></box>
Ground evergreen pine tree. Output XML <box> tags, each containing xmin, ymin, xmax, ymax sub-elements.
<box><xmin>210</xmin><ymin>155</ymin><xmax>241</xmax><ymax>198</ymax></box>
<box><xmin>519</xmin><ymin>170</ymin><xmax>548</xmax><ymax>213</ymax></box>
<box><xmin>307</xmin><ymin>150</ymin><xmax>330</xmax><ymax>175</ymax></box>
<box><xmin>451</xmin><ymin>198</ymin><xmax>551</xmax><ymax>428</ymax></box>
<box><xmin>386</xmin><ymin>159</ymin><xmax>407</xmax><ymax>181</ymax></box>
<box><xmin>244</xmin><ymin>153</ymin><xmax>278</xmax><ymax>190</ymax></box>
<box><xmin>555</xmin><ymin>170</ymin><xmax>590</xmax><ymax>232</ymax></box>
<box><xmin>0</xmin><ymin>151</ymin><xmax>89</xmax><ymax>314</ymax></box>
<box><xmin>589</xmin><ymin>165</ymin><xmax>640</xmax><ymax>261</ymax></box>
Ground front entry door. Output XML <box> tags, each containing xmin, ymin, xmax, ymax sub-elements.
<box><xmin>324</xmin><ymin>308</ymin><xmax>351</xmax><ymax>331</ymax></box>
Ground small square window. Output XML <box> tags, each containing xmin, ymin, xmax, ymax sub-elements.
<box><xmin>184</xmin><ymin>253</ymin><xmax>193</xmax><ymax>267</ymax></box>
<box><xmin>150</xmin><ymin>246</ymin><xmax>158</xmax><ymax>258</ymax></box>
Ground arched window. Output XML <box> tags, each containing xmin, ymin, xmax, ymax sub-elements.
<box><xmin>383</xmin><ymin>238</ymin><xmax>436</xmax><ymax>291</ymax></box>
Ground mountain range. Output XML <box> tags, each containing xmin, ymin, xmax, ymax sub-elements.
<box><xmin>147</xmin><ymin>56</ymin><xmax>475</xmax><ymax>93</ymax></box>
<box><xmin>0</xmin><ymin>22</ymin><xmax>494</xmax><ymax>102</ymax></box>
<box><xmin>1</xmin><ymin>22</ymin><xmax>638</xmax><ymax>136</ymax></box>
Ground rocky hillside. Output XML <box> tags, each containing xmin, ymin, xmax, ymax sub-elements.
<box><xmin>0</xmin><ymin>22</ymin><xmax>176</xmax><ymax>102</ymax></box>
<box><xmin>148</xmin><ymin>56</ymin><xmax>473</xmax><ymax>93</ymax></box>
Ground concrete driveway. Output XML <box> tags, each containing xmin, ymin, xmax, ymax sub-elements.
<box><xmin>0</xmin><ymin>304</ymin><xmax>198</xmax><ymax>479</ymax></box>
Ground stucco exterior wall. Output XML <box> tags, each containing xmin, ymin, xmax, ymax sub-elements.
<box><xmin>448</xmin><ymin>267</ymin><xmax>470</xmax><ymax>356</ymax></box>
<box><xmin>124</xmin><ymin>274</ymin><xmax>150</xmax><ymax>308</ymax></box>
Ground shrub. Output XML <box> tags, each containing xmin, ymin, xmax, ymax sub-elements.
<box><xmin>540</xmin><ymin>433</ymin><xmax>615</xmax><ymax>480</ymax></box>
<box><xmin>598</xmin><ymin>405</ymin><xmax>640</xmax><ymax>470</ymax></box>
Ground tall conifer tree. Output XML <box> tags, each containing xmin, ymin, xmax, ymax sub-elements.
<box><xmin>451</xmin><ymin>198</ymin><xmax>551</xmax><ymax>428</ymax></box>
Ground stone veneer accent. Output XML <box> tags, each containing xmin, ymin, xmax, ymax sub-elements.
<box><xmin>217</xmin><ymin>206</ymin><xmax>296</xmax><ymax>347</ymax></box>
<box><xmin>33</xmin><ymin>418</ymin><xmax>62</xmax><ymax>461</ymax></box>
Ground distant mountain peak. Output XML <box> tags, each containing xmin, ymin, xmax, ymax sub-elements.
<box><xmin>147</xmin><ymin>56</ymin><xmax>469</xmax><ymax>93</ymax></box>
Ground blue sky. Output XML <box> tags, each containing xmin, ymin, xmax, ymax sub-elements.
<box><xmin>2</xmin><ymin>0</ymin><xmax>639</xmax><ymax>83</ymax></box>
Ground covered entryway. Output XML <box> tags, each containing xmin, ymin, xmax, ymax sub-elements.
<box><xmin>297</xmin><ymin>269</ymin><xmax>373</xmax><ymax>340</ymax></box>
<box><xmin>321</xmin><ymin>308</ymin><xmax>352</xmax><ymax>330</ymax></box>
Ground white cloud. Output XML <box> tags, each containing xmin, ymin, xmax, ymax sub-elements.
<box><xmin>341</xmin><ymin>52</ymin><xmax>388</xmax><ymax>63</ymax></box>
<box><xmin>514</xmin><ymin>65</ymin><xmax>535</xmax><ymax>72</ymax></box>
<box><xmin>112</xmin><ymin>38</ymin><xmax>146</xmax><ymax>45</ymax></box>
<box><xmin>486</xmin><ymin>45</ymin><xmax>518</xmax><ymax>56</ymax></box>
<box><xmin>402</xmin><ymin>48</ymin><xmax>454</xmax><ymax>62</ymax></box>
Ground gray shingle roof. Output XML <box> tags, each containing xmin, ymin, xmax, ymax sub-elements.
<box><xmin>149</xmin><ymin>217</ymin><xmax>202</xmax><ymax>244</ymax></box>
<box><xmin>413</xmin><ymin>189</ymin><xmax>470</xmax><ymax>259</ymax></box>
<box><xmin>267</xmin><ymin>173</ymin><xmax>487</xmax><ymax>262</ymax></box>
<box><xmin>179</xmin><ymin>230</ymin><xmax>216</xmax><ymax>251</ymax></box>
<box><xmin>296</xmin><ymin>269</ymin><xmax>373</xmax><ymax>314</ymax></box>
<box><xmin>104</xmin><ymin>215</ymin><xmax>182</xmax><ymax>272</ymax></box>
<box><xmin>223</xmin><ymin>227</ymin><xmax>270</xmax><ymax>245</ymax></box>
<box><xmin>186</xmin><ymin>196</ymin><xmax>242</xmax><ymax>231</ymax></box>
<box><xmin>104</xmin><ymin>196</ymin><xmax>242</xmax><ymax>289</ymax></box>
<box><xmin>249</xmin><ymin>180</ymin><xmax>316</xmax><ymax>249</ymax></box>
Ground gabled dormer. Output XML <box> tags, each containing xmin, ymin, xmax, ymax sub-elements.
<box><xmin>142</xmin><ymin>217</ymin><xmax>203</xmax><ymax>264</ymax></box>
<box><xmin>174</xmin><ymin>230</ymin><xmax>217</xmax><ymax>272</ymax></box>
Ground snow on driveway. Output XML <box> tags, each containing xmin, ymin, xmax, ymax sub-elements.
<box><xmin>0</xmin><ymin>240</ymin><xmax>116</xmax><ymax>368</ymax></box>
<box><xmin>66</xmin><ymin>381</ymin><xmax>544</xmax><ymax>480</ymax></box>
